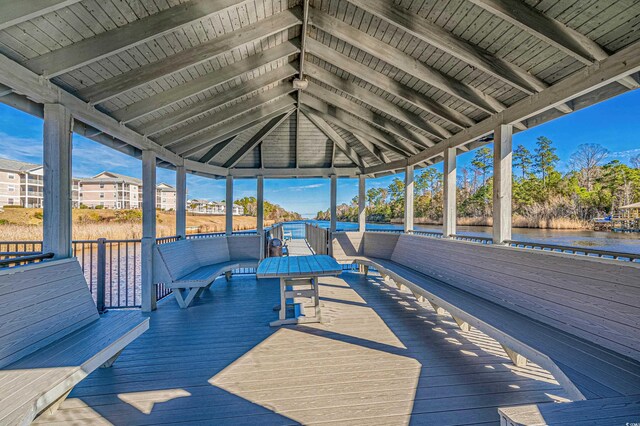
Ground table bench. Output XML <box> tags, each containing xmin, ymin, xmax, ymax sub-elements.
<box><xmin>0</xmin><ymin>258</ymin><xmax>149</xmax><ymax>425</ymax></box>
<box><xmin>333</xmin><ymin>232</ymin><xmax>640</xmax><ymax>420</ymax></box>
<box><xmin>154</xmin><ymin>235</ymin><xmax>261</xmax><ymax>308</ymax></box>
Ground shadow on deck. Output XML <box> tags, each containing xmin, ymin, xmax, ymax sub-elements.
<box><xmin>35</xmin><ymin>271</ymin><xmax>569</xmax><ymax>425</ymax></box>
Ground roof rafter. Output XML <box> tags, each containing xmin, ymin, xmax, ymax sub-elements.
<box><xmin>349</xmin><ymin>0</ymin><xmax>572</xmax><ymax>114</ymax></box>
<box><xmin>303</xmin><ymin>110</ymin><xmax>366</xmax><ymax>168</ymax></box>
<box><xmin>305</xmin><ymin>82</ymin><xmax>424</xmax><ymax>153</ymax></box>
<box><xmin>0</xmin><ymin>0</ymin><xmax>82</xmax><ymax>31</ymax></box>
<box><xmin>306</xmin><ymin>38</ymin><xmax>474</xmax><ymax>130</ymax></box>
<box><xmin>157</xmin><ymin>84</ymin><xmax>295</xmax><ymax>146</ymax></box>
<box><xmin>78</xmin><ymin>8</ymin><xmax>302</xmax><ymax>104</ymax></box>
<box><xmin>111</xmin><ymin>40</ymin><xmax>299</xmax><ymax>123</ymax></box>
<box><xmin>305</xmin><ymin>62</ymin><xmax>444</xmax><ymax>143</ymax></box>
<box><xmin>197</xmin><ymin>137</ymin><xmax>236</xmax><ymax>164</ymax></box>
<box><xmin>22</xmin><ymin>0</ymin><xmax>253</xmax><ymax>77</ymax></box>
<box><xmin>224</xmin><ymin>111</ymin><xmax>295</xmax><ymax>168</ymax></box>
<box><xmin>299</xmin><ymin>100</ymin><xmax>412</xmax><ymax>158</ymax></box>
<box><xmin>468</xmin><ymin>0</ymin><xmax>639</xmax><ymax>90</ymax></box>
<box><xmin>308</xmin><ymin>7</ymin><xmax>505</xmax><ymax>115</ymax></box>
<box><xmin>175</xmin><ymin>97</ymin><xmax>296</xmax><ymax>157</ymax></box>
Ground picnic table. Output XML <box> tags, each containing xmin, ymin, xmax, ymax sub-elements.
<box><xmin>257</xmin><ymin>255</ymin><xmax>342</xmax><ymax>326</ymax></box>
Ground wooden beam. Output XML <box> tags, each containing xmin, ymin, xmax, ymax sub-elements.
<box><xmin>112</xmin><ymin>41</ymin><xmax>299</xmax><ymax>123</ymax></box>
<box><xmin>23</xmin><ymin>0</ymin><xmax>252</xmax><ymax>77</ymax></box>
<box><xmin>157</xmin><ymin>84</ymin><xmax>294</xmax><ymax>146</ymax></box>
<box><xmin>308</xmin><ymin>7</ymin><xmax>505</xmax><ymax>114</ymax></box>
<box><xmin>175</xmin><ymin>97</ymin><xmax>296</xmax><ymax>156</ymax></box>
<box><xmin>404</xmin><ymin>164</ymin><xmax>414</xmax><ymax>233</ymax></box>
<box><xmin>330</xmin><ymin>174</ymin><xmax>337</xmax><ymax>232</ymax></box>
<box><xmin>79</xmin><ymin>8</ymin><xmax>301</xmax><ymax>104</ymax></box>
<box><xmin>197</xmin><ymin>137</ymin><xmax>236</xmax><ymax>164</ymax></box>
<box><xmin>364</xmin><ymin>39</ymin><xmax>640</xmax><ymax>175</ymax></box>
<box><xmin>0</xmin><ymin>0</ymin><xmax>82</xmax><ymax>31</ymax></box>
<box><xmin>42</xmin><ymin>103</ymin><xmax>73</xmax><ymax>259</ymax></box>
<box><xmin>304</xmin><ymin>83</ymin><xmax>422</xmax><ymax>153</ymax></box>
<box><xmin>141</xmin><ymin>150</ymin><xmax>157</xmax><ymax>312</ymax></box>
<box><xmin>305</xmin><ymin>62</ymin><xmax>446</xmax><ymax>142</ymax></box>
<box><xmin>138</xmin><ymin>65</ymin><xmax>297</xmax><ymax>136</ymax></box>
<box><xmin>348</xmin><ymin>0</ymin><xmax>572</xmax><ymax>113</ymax></box>
<box><xmin>228</xmin><ymin>167</ymin><xmax>358</xmax><ymax>178</ymax></box>
<box><xmin>303</xmin><ymin>110</ymin><xmax>365</xmax><ymax>168</ymax></box>
<box><xmin>443</xmin><ymin>147</ymin><xmax>456</xmax><ymax>238</ymax></box>
<box><xmin>175</xmin><ymin>165</ymin><xmax>187</xmax><ymax>239</ymax></box>
<box><xmin>225</xmin><ymin>176</ymin><xmax>233</xmax><ymax>236</ymax></box>
<box><xmin>493</xmin><ymin>124</ymin><xmax>513</xmax><ymax>244</ymax></box>
<box><xmin>358</xmin><ymin>175</ymin><xmax>366</xmax><ymax>232</ymax></box>
<box><xmin>299</xmin><ymin>101</ymin><xmax>401</xmax><ymax>160</ymax></box>
<box><xmin>306</xmin><ymin>38</ymin><xmax>474</xmax><ymax>129</ymax></box>
<box><xmin>224</xmin><ymin>111</ymin><xmax>294</xmax><ymax>168</ymax></box>
<box><xmin>468</xmin><ymin>0</ymin><xmax>639</xmax><ymax>90</ymax></box>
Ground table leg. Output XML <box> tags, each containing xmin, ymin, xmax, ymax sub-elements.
<box><xmin>279</xmin><ymin>277</ymin><xmax>286</xmax><ymax>321</ymax></box>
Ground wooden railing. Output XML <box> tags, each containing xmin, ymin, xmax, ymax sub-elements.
<box><xmin>305</xmin><ymin>223</ymin><xmax>329</xmax><ymax>255</ymax></box>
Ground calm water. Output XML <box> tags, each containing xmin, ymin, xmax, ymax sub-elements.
<box><xmin>281</xmin><ymin>220</ymin><xmax>640</xmax><ymax>255</ymax></box>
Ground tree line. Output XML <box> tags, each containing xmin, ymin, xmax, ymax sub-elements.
<box><xmin>316</xmin><ymin>137</ymin><xmax>640</xmax><ymax>228</ymax></box>
<box><xmin>234</xmin><ymin>197</ymin><xmax>302</xmax><ymax>222</ymax></box>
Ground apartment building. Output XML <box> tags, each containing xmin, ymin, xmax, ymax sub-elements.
<box><xmin>187</xmin><ymin>199</ymin><xmax>243</xmax><ymax>215</ymax></box>
<box><xmin>0</xmin><ymin>158</ymin><xmax>79</xmax><ymax>208</ymax></box>
<box><xmin>78</xmin><ymin>171</ymin><xmax>142</xmax><ymax>209</ymax></box>
<box><xmin>156</xmin><ymin>183</ymin><xmax>177</xmax><ymax>211</ymax></box>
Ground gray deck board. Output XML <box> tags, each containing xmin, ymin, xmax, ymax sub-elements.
<box><xmin>35</xmin><ymin>272</ymin><xmax>569</xmax><ymax>425</ymax></box>
<box><xmin>286</xmin><ymin>239</ymin><xmax>314</xmax><ymax>256</ymax></box>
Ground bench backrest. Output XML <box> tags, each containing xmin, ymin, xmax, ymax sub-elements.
<box><xmin>388</xmin><ymin>233</ymin><xmax>640</xmax><ymax>362</ymax></box>
<box><xmin>227</xmin><ymin>235</ymin><xmax>261</xmax><ymax>261</ymax></box>
<box><xmin>155</xmin><ymin>239</ymin><xmax>200</xmax><ymax>281</ymax></box>
<box><xmin>332</xmin><ymin>231</ymin><xmax>400</xmax><ymax>261</ymax></box>
<box><xmin>0</xmin><ymin>259</ymin><xmax>98</xmax><ymax>368</ymax></box>
<box><xmin>191</xmin><ymin>237</ymin><xmax>231</xmax><ymax>266</ymax></box>
<box><xmin>332</xmin><ymin>232</ymin><xmax>364</xmax><ymax>260</ymax></box>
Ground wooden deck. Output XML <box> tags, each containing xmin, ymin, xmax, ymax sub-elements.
<box><xmin>286</xmin><ymin>239</ymin><xmax>314</xmax><ymax>256</ymax></box>
<box><xmin>35</xmin><ymin>271</ymin><xmax>570</xmax><ymax>425</ymax></box>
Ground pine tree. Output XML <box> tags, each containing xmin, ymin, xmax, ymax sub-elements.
<box><xmin>534</xmin><ymin>136</ymin><xmax>559</xmax><ymax>187</ymax></box>
<box><xmin>513</xmin><ymin>144</ymin><xmax>533</xmax><ymax>180</ymax></box>
<box><xmin>471</xmin><ymin>147</ymin><xmax>492</xmax><ymax>186</ymax></box>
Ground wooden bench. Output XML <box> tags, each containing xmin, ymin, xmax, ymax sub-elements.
<box><xmin>333</xmin><ymin>232</ymin><xmax>640</xmax><ymax>419</ymax></box>
<box><xmin>154</xmin><ymin>235</ymin><xmax>261</xmax><ymax>308</ymax></box>
<box><xmin>0</xmin><ymin>258</ymin><xmax>149</xmax><ymax>425</ymax></box>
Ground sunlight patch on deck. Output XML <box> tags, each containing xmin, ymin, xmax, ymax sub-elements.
<box><xmin>117</xmin><ymin>389</ymin><xmax>191</xmax><ymax>414</ymax></box>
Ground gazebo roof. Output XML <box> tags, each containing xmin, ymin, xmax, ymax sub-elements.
<box><xmin>0</xmin><ymin>0</ymin><xmax>639</xmax><ymax>179</ymax></box>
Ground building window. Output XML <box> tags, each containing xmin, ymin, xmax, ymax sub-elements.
<box><xmin>7</xmin><ymin>185</ymin><xmax>15</xmax><ymax>192</ymax></box>
<box><xmin>99</xmin><ymin>193</ymin><xmax>104</xmax><ymax>198</ymax></box>
<box><xmin>99</xmin><ymin>183</ymin><xmax>105</xmax><ymax>189</ymax></box>
<box><xmin>8</xmin><ymin>174</ymin><xmax>15</xmax><ymax>179</ymax></box>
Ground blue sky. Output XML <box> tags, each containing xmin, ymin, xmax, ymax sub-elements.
<box><xmin>0</xmin><ymin>90</ymin><xmax>639</xmax><ymax>217</ymax></box>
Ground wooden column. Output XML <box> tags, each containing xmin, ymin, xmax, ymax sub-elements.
<box><xmin>141</xmin><ymin>150</ymin><xmax>157</xmax><ymax>312</ymax></box>
<box><xmin>443</xmin><ymin>147</ymin><xmax>457</xmax><ymax>237</ymax></box>
<box><xmin>225</xmin><ymin>175</ymin><xmax>233</xmax><ymax>236</ymax></box>
<box><xmin>358</xmin><ymin>174</ymin><xmax>366</xmax><ymax>232</ymax></box>
<box><xmin>404</xmin><ymin>165</ymin><xmax>414</xmax><ymax>233</ymax></box>
<box><xmin>257</xmin><ymin>176</ymin><xmax>264</xmax><ymax>259</ymax></box>
<box><xmin>175</xmin><ymin>165</ymin><xmax>187</xmax><ymax>239</ymax></box>
<box><xmin>43</xmin><ymin>104</ymin><xmax>73</xmax><ymax>259</ymax></box>
<box><xmin>330</xmin><ymin>174</ymin><xmax>337</xmax><ymax>233</ymax></box>
<box><xmin>493</xmin><ymin>124</ymin><xmax>513</xmax><ymax>244</ymax></box>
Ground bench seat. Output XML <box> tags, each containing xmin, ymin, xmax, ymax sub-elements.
<box><xmin>155</xmin><ymin>236</ymin><xmax>261</xmax><ymax>308</ymax></box>
<box><xmin>0</xmin><ymin>259</ymin><xmax>149</xmax><ymax>425</ymax></box>
<box><xmin>332</xmin><ymin>231</ymin><xmax>640</xmax><ymax>422</ymax></box>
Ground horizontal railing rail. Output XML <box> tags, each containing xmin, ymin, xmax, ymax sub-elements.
<box><xmin>0</xmin><ymin>252</ymin><xmax>54</xmax><ymax>268</ymax></box>
<box><xmin>506</xmin><ymin>239</ymin><xmax>640</xmax><ymax>262</ymax></box>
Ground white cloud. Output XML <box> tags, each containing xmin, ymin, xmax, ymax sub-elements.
<box><xmin>0</xmin><ymin>133</ymin><xmax>43</xmax><ymax>162</ymax></box>
<box><xmin>608</xmin><ymin>148</ymin><xmax>640</xmax><ymax>160</ymax></box>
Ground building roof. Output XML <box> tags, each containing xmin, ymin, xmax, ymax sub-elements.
<box><xmin>0</xmin><ymin>157</ymin><xmax>41</xmax><ymax>173</ymax></box>
<box><xmin>0</xmin><ymin>2</ymin><xmax>639</xmax><ymax>179</ymax></box>
<box><xmin>157</xmin><ymin>183</ymin><xmax>176</xmax><ymax>192</ymax></box>
<box><xmin>80</xmin><ymin>171</ymin><xmax>143</xmax><ymax>186</ymax></box>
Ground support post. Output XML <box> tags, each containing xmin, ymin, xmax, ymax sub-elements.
<box><xmin>358</xmin><ymin>174</ymin><xmax>366</xmax><ymax>232</ymax></box>
<box><xmin>257</xmin><ymin>176</ymin><xmax>265</xmax><ymax>259</ymax></box>
<box><xmin>225</xmin><ymin>175</ymin><xmax>233</xmax><ymax>236</ymax></box>
<box><xmin>493</xmin><ymin>124</ymin><xmax>513</xmax><ymax>244</ymax></box>
<box><xmin>404</xmin><ymin>165</ymin><xmax>414</xmax><ymax>233</ymax></box>
<box><xmin>43</xmin><ymin>104</ymin><xmax>73</xmax><ymax>259</ymax></box>
<box><xmin>330</xmin><ymin>174</ymin><xmax>337</xmax><ymax>233</ymax></box>
<box><xmin>142</xmin><ymin>150</ymin><xmax>157</xmax><ymax>312</ymax></box>
<box><xmin>175</xmin><ymin>165</ymin><xmax>187</xmax><ymax>239</ymax></box>
<box><xmin>443</xmin><ymin>147</ymin><xmax>457</xmax><ymax>237</ymax></box>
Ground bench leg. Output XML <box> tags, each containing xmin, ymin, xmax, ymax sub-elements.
<box><xmin>358</xmin><ymin>264</ymin><xmax>369</xmax><ymax>275</ymax></box>
<box><xmin>452</xmin><ymin>316</ymin><xmax>471</xmax><ymax>332</ymax></box>
<box><xmin>41</xmin><ymin>389</ymin><xmax>72</xmax><ymax>417</ymax></box>
<box><xmin>173</xmin><ymin>287</ymin><xmax>202</xmax><ymax>308</ymax></box>
<box><xmin>501</xmin><ymin>344</ymin><xmax>528</xmax><ymax>367</ymax></box>
<box><xmin>225</xmin><ymin>271</ymin><xmax>233</xmax><ymax>281</ymax></box>
<box><xmin>100</xmin><ymin>349</ymin><xmax>123</xmax><ymax>368</ymax></box>
<box><xmin>429</xmin><ymin>301</ymin><xmax>446</xmax><ymax>315</ymax></box>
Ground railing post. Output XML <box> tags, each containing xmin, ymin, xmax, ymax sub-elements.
<box><xmin>96</xmin><ymin>238</ymin><xmax>106</xmax><ymax>313</ymax></box>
